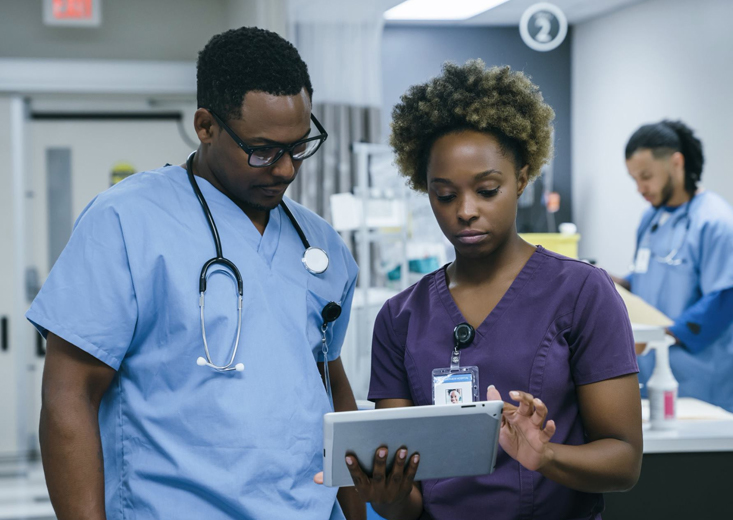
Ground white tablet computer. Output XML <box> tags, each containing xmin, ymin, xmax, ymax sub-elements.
<box><xmin>323</xmin><ymin>401</ymin><xmax>503</xmax><ymax>487</ymax></box>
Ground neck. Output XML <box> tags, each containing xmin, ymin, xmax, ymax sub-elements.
<box><xmin>664</xmin><ymin>188</ymin><xmax>692</xmax><ymax>208</ymax></box>
<box><xmin>187</xmin><ymin>148</ymin><xmax>270</xmax><ymax>233</ymax></box>
<box><xmin>449</xmin><ymin>230</ymin><xmax>532</xmax><ymax>285</ymax></box>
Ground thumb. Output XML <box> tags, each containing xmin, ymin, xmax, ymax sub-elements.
<box><xmin>487</xmin><ymin>384</ymin><xmax>502</xmax><ymax>401</ymax></box>
<box><xmin>313</xmin><ymin>472</ymin><xmax>324</xmax><ymax>485</ymax></box>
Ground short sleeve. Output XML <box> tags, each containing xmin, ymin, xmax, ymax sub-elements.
<box><xmin>568</xmin><ymin>268</ymin><xmax>638</xmax><ymax>386</ymax></box>
<box><xmin>367</xmin><ymin>300</ymin><xmax>412</xmax><ymax>401</ymax></box>
<box><xmin>699</xmin><ymin>219</ymin><xmax>733</xmax><ymax>295</ymax></box>
<box><xmin>26</xmin><ymin>198</ymin><xmax>138</xmax><ymax>370</ymax></box>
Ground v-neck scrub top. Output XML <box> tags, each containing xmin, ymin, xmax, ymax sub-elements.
<box><xmin>27</xmin><ymin>165</ymin><xmax>358</xmax><ymax>520</ymax></box>
<box><xmin>368</xmin><ymin>247</ymin><xmax>638</xmax><ymax>520</ymax></box>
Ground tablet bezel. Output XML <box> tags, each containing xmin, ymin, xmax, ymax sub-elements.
<box><xmin>323</xmin><ymin>401</ymin><xmax>503</xmax><ymax>487</ymax></box>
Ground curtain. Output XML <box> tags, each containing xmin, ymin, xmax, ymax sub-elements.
<box><xmin>288</xmin><ymin>5</ymin><xmax>385</xmax><ymax>220</ymax></box>
<box><xmin>288</xmin><ymin>104</ymin><xmax>380</xmax><ymax>221</ymax></box>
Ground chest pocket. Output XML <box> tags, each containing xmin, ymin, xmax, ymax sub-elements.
<box><xmin>659</xmin><ymin>258</ymin><xmax>700</xmax><ymax>317</ymax></box>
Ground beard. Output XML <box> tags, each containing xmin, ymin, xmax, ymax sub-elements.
<box><xmin>655</xmin><ymin>174</ymin><xmax>675</xmax><ymax>208</ymax></box>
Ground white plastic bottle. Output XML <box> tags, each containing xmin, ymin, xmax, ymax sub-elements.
<box><xmin>646</xmin><ymin>336</ymin><xmax>678</xmax><ymax>430</ymax></box>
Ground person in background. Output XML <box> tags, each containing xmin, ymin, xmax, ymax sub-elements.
<box><xmin>28</xmin><ymin>27</ymin><xmax>364</xmax><ymax>520</ymax></box>
<box><xmin>323</xmin><ymin>60</ymin><xmax>642</xmax><ymax>520</ymax></box>
<box><xmin>614</xmin><ymin>120</ymin><xmax>733</xmax><ymax>412</ymax></box>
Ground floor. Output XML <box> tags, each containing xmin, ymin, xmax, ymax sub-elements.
<box><xmin>0</xmin><ymin>459</ymin><xmax>54</xmax><ymax>520</ymax></box>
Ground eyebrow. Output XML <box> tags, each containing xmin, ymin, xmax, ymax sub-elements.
<box><xmin>430</xmin><ymin>169</ymin><xmax>503</xmax><ymax>185</ymax></box>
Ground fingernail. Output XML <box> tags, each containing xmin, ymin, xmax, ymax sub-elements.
<box><xmin>535</xmin><ymin>398</ymin><xmax>543</xmax><ymax>405</ymax></box>
<box><xmin>398</xmin><ymin>449</ymin><xmax>407</xmax><ymax>460</ymax></box>
<box><xmin>510</xmin><ymin>391</ymin><xmax>519</xmax><ymax>398</ymax></box>
<box><xmin>413</xmin><ymin>454</ymin><xmax>420</xmax><ymax>464</ymax></box>
<box><xmin>378</xmin><ymin>448</ymin><xmax>386</xmax><ymax>458</ymax></box>
<box><xmin>345</xmin><ymin>456</ymin><xmax>353</xmax><ymax>466</ymax></box>
<box><xmin>488</xmin><ymin>385</ymin><xmax>495</xmax><ymax>391</ymax></box>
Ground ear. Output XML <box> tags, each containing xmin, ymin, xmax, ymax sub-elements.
<box><xmin>516</xmin><ymin>165</ymin><xmax>530</xmax><ymax>198</ymax></box>
<box><xmin>193</xmin><ymin>108</ymin><xmax>216</xmax><ymax>144</ymax></box>
<box><xmin>670</xmin><ymin>151</ymin><xmax>685</xmax><ymax>175</ymax></box>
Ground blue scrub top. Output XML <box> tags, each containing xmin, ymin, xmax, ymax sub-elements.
<box><xmin>27</xmin><ymin>165</ymin><xmax>358</xmax><ymax>519</ymax></box>
<box><xmin>630</xmin><ymin>191</ymin><xmax>733</xmax><ymax>411</ymax></box>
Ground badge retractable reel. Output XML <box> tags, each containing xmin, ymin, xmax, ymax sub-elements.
<box><xmin>432</xmin><ymin>323</ymin><xmax>480</xmax><ymax>405</ymax></box>
<box><xmin>320</xmin><ymin>302</ymin><xmax>342</xmax><ymax>410</ymax></box>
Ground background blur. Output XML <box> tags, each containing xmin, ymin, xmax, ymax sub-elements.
<box><xmin>1</xmin><ymin>1</ymin><xmax>732</xmax><ymax>518</ymax></box>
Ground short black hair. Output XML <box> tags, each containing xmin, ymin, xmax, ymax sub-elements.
<box><xmin>625</xmin><ymin>120</ymin><xmax>704</xmax><ymax>194</ymax></box>
<box><xmin>197</xmin><ymin>27</ymin><xmax>313</xmax><ymax>121</ymax></box>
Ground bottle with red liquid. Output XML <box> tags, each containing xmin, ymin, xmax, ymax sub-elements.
<box><xmin>647</xmin><ymin>336</ymin><xmax>678</xmax><ymax>430</ymax></box>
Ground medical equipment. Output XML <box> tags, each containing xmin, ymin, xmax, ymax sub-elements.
<box><xmin>322</xmin><ymin>401</ymin><xmax>503</xmax><ymax>487</ymax></box>
<box><xmin>634</xmin><ymin>195</ymin><xmax>695</xmax><ymax>268</ymax></box>
<box><xmin>185</xmin><ymin>152</ymin><xmax>338</xmax><ymax>376</ymax></box>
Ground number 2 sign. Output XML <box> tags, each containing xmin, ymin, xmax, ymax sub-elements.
<box><xmin>519</xmin><ymin>3</ymin><xmax>568</xmax><ymax>52</ymax></box>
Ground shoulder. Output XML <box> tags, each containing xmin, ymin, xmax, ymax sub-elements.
<box><xmin>78</xmin><ymin>165</ymin><xmax>184</xmax><ymax>224</ymax></box>
<box><xmin>534</xmin><ymin>246</ymin><xmax>603</xmax><ymax>287</ymax></box>
<box><xmin>696</xmin><ymin>191</ymin><xmax>733</xmax><ymax>230</ymax></box>
<box><xmin>532</xmin><ymin>247</ymin><xmax>620</xmax><ymax>315</ymax></box>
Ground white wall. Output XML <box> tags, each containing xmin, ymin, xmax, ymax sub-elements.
<box><xmin>0</xmin><ymin>97</ymin><xmax>20</xmax><ymax>456</ymax></box>
<box><xmin>572</xmin><ymin>0</ymin><xmax>733</xmax><ymax>274</ymax></box>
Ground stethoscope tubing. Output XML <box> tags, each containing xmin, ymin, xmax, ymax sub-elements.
<box><xmin>185</xmin><ymin>151</ymin><xmax>335</xmax><ymax>377</ymax></box>
<box><xmin>634</xmin><ymin>194</ymin><xmax>695</xmax><ymax>267</ymax></box>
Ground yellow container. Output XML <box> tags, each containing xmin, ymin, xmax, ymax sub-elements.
<box><xmin>520</xmin><ymin>233</ymin><xmax>580</xmax><ymax>259</ymax></box>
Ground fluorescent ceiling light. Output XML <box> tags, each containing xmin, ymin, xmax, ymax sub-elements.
<box><xmin>384</xmin><ymin>0</ymin><xmax>511</xmax><ymax>21</ymax></box>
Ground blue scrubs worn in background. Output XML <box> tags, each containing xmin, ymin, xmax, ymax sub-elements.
<box><xmin>631</xmin><ymin>191</ymin><xmax>733</xmax><ymax>411</ymax></box>
<box><xmin>27</xmin><ymin>165</ymin><xmax>358</xmax><ymax>519</ymax></box>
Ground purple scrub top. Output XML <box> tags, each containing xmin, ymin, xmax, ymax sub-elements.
<box><xmin>368</xmin><ymin>246</ymin><xmax>638</xmax><ymax>520</ymax></box>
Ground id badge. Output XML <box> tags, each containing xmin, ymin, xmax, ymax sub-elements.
<box><xmin>432</xmin><ymin>366</ymin><xmax>480</xmax><ymax>404</ymax></box>
<box><xmin>635</xmin><ymin>248</ymin><xmax>651</xmax><ymax>274</ymax></box>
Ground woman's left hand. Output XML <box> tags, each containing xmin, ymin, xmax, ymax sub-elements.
<box><xmin>487</xmin><ymin>385</ymin><xmax>556</xmax><ymax>472</ymax></box>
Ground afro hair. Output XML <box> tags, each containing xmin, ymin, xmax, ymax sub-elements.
<box><xmin>390</xmin><ymin>60</ymin><xmax>555</xmax><ymax>192</ymax></box>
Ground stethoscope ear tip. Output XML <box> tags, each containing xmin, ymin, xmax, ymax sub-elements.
<box><xmin>235</xmin><ymin>363</ymin><xmax>245</xmax><ymax>372</ymax></box>
<box><xmin>196</xmin><ymin>357</ymin><xmax>207</xmax><ymax>366</ymax></box>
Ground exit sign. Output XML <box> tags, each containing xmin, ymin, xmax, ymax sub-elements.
<box><xmin>44</xmin><ymin>0</ymin><xmax>101</xmax><ymax>27</ymax></box>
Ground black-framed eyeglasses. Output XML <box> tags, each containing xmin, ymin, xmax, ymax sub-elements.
<box><xmin>208</xmin><ymin>109</ymin><xmax>328</xmax><ymax>168</ymax></box>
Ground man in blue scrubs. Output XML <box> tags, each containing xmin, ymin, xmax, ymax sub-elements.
<box><xmin>616</xmin><ymin>120</ymin><xmax>733</xmax><ymax>412</ymax></box>
<box><xmin>28</xmin><ymin>27</ymin><xmax>364</xmax><ymax>519</ymax></box>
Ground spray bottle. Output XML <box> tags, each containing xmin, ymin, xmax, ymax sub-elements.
<box><xmin>645</xmin><ymin>334</ymin><xmax>678</xmax><ymax>430</ymax></box>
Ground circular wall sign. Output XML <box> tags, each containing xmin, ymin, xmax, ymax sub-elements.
<box><xmin>519</xmin><ymin>2</ymin><xmax>568</xmax><ymax>52</ymax></box>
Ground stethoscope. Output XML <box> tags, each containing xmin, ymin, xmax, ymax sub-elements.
<box><xmin>185</xmin><ymin>152</ymin><xmax>342</xmax><ymax>400</ymax></box>
<box><xmin>634</xmin><ymin>195</ymin><xmax>695</xmax><ymax>268</ymax></box>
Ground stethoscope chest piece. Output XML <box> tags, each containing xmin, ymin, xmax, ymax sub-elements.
<box><xmin>303</xmin><ymin>247</ymin><xmax>329</xmax><ymax>274</ymax></box>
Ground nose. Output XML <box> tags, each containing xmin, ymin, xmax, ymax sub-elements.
<box><xmin>456</xmin><ymin>194</ymin><xmax>480</xmax><ymax>224</ymax></box>
<box><xmin>270</xmin><ymin>152</ymin><xmax>296</xmax><ymax>182</ymax></box>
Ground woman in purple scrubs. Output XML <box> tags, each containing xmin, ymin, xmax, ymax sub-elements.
<box><xmin>346</xmin><ymin>62</ymin><xmax>643</xmax><ymax>519</ymax></box>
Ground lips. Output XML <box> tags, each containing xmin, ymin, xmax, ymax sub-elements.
<box><xmin>455</xmin><ymin>231</ymin><xmax>489</xmax><ymax>245</ymax></box>
<box><xmin>257</xmin><ymin>185</ymin><xmax>288</xmax><ymax>197</ymax></box>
